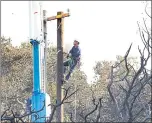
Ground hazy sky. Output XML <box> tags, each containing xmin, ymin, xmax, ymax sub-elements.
<box><xmin>1</xmin><ymin>1</ymin><xmax>150</xmax><ymax>83</ymax></box>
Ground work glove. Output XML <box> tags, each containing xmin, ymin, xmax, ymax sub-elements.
<box><xmin>66</xmin><ymin>54</ymin><xmax>69</xmax><ymax>58</ymax></box>
<box><xmin>67</xmin><ymin>53</ymin><xmax>72</xmax><ymax>58</ymax></box>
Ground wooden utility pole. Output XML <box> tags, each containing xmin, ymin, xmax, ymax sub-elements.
<box><xmin>46</xmin><ymin>11</ymin><xmax>70</xmax><ymax>122</ymax></box>
<box><xmin>56</xmin><ymin>11</ymin><xmax>64</xmax><ymax>122</ymax></box>
<box><xmin>74</xmin><ymin>83</ymin><xmax>77</xmax><ymax>122</ymax></box>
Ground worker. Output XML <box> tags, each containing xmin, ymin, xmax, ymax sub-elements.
<box><xmin>63</xmin><ymin>40</ymin><xmax>81</xmax><ymax>81</ymax></box>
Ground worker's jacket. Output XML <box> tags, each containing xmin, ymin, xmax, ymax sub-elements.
<box><xmin>69</xmin><ymin>46</ymin><xmax>81</xmax><ymax>61</ymax></box>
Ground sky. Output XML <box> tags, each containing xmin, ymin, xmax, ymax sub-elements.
<box><xmin>1</xmin><ymin>1</ymin><xmax>151</xmax><ymax>83</ymax></box>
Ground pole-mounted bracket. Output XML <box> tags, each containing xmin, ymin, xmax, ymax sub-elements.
<box><xmin>46</xmin><ymin>9</ymin><xmax>70</xmax><ymax>21</ymax></box>
<box><xmin>30</xmin><ymin>39</ymin><xmax>40</xmax><ymax>45</ymax></box>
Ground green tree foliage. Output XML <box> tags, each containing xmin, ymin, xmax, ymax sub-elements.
<box><xmin>92</xmin><ymin>60</ymin><xmax>113</xmax><ymax>97</ymax></box>
<box><xmin>1</xmin><ymin>37</ymin><xmax>33</xmax><ymax>114</ymax></box>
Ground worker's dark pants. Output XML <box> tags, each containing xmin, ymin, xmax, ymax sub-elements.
<box><xmin>63</xmin><ymin>58</ymin><xmax>77</xmax><ymax>80</ymax></box>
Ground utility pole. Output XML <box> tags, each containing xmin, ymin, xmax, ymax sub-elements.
<box><xmin>57</xmin><ymin>11</ymin><xmax>64</xmax><ymax>122</ymax></box>
<box><xmin>46</xmin><ymin>11</ymin><xmax>70</xmax><ymax>122</ymax></box>
<box><xmin>74</xmin><ymin>83</ymin><xmax>77</xmax><ymax>122</ymax></box>
<box><xmin>43</xmin><ymin>10</ymin><xmax>47</xmax><ymax>93</ymax></box>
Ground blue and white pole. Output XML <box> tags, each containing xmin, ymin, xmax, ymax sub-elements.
<box><xmin>30</xmin><ymin>39</ymin><xmax>46</xmax><ymax>122</ymax></box>
<box><xmin>30</xmin><ymin>40</ymin><xmax>41</xmax><ymax>93</ymax></box>
<box><xmin>28</xmin><ymin>1</ymin><xmax>51</xmax><ymax>122</ymax></box>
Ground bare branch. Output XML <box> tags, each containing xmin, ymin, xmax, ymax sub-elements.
<box><xmin>1</xmin><ymin>100</ymin><xmax>46</xmax><ymax>122</ymax></box>
<box><xmin>96</xmin><ymin>98</ymin><xmax>102</xmax><ymax>122</ymax></box>
<box><xmin>47</xmin><ymin>86</ymin><xmax>79</xmax><ymax>122</ymax></box>
<box><xmin>83</xmin><ymin>90</ymin><xmax>103</xmax><ymax>122</ymax></box>
<box><xmin>107</xmin><ymin>66</ymin><xmax>116</xmax><ymax>103</ymax></box>
<box><xmin>68</xmin><ymin>112</ymin><xmax>75</xmax><ymax>123</ymax></box>
<box><xmin>1</xmin><ymin>105</ymin><xmax>11</xmax><ymax>118</ymax></box>
<box><xmin>84</xmin><ymin>101</ymin><xmax>98</xmax><ymax>122</ymax></box>
<box><xmin>145</xmin><ymin>2</ymin><xmax>151</xmax><ymax>18</ymax></box>
<box><xmin>130</xmin><ymin>108</ymin><xmax>144</xmax><ymax>122</ymax></box>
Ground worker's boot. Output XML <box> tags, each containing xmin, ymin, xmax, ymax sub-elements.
<box><xmin>65</xmin><ymin>72</ymin><xmax>71</xmax><ymax>81</ymax></box>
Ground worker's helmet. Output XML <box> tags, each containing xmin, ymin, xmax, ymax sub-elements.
<box><xmin>74</xmin><ymin>40</ymin><xmax>80</xmax><ymax>44</ymax></box>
